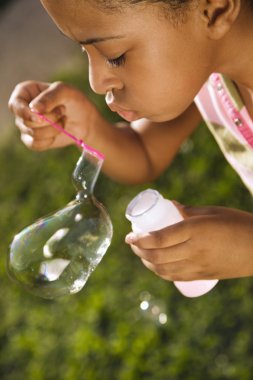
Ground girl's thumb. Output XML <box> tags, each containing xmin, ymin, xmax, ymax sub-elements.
<box><xmin>29</xmin><ymin>81</ymin><xmax>66</xmax><ymax>114</ymax></box>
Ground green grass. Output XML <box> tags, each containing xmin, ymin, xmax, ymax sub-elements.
<box><xmin>1</xmin><ymin>67</ymin><xmax>253</xmax><ymax>380</ymax></box>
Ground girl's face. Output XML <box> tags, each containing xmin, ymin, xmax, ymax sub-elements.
<box><xmin>41</xmin><ymin>0</ymin><xmax>216</xmax><ymax>122</ymax></box>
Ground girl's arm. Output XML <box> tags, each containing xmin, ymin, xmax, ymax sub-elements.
<box><xmin>8</xmin><ymin>81</ymin><xmax>201</xmax><ymax>183</ymax></box>
<box><xmin>93</xmin><ymin>102</ymin><xmax>201</xmax><ymax>183</ymax></box>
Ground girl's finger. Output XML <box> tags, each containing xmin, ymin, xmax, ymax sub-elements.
<box><xmin>9</xmin><ymin>97</ymin><xmax>36</xmax><ymax>122</ymax></box>
<box><xmin>31</xmin><ymin>125</ymin><xmax>60</xmax><ymax>140</ymax></box>
<box><xmin>181</xmin><ymin>205</ymin><xmax>229</xmax><ymax>217</ymax></box>
<box><xmin>29</xmin><ymin>82</ymin><xmax>70</xmax><ymax>114</ymax></box>
<box><xmin>141</xmin><ymin>258</ymin><xmax>195</xmax><ymax>281</ymax></box>
<box><xmin>15</xmin><ymin>117</ymin><xmax>34</xmax><ymax>135</ymax></box>
<box><xmin>21</xmin><ymin>133</ymin><xmax>55</xmax><ymax>151</ymax></box>
<box><xmin>20</xmin><ymin>133</ymin><xmax>35</xmax><ymax>148</ymax></box>
<box><xmin>130</xmin><ymin>241</ymin><xmax>188</xmax><ymax>264</ymax></box>
<box><xmin>16</xmin><ymin>117</ymin><xmax>61</xmax><ymax>140</ymax></box>
<box><xmin>125</xmin><ymin>220</ymin><xmax>190</xmax><ymax>249</ymax></box>
<box><xmin>28</xmin><ymin>105</ymin><xmax>66</xmax><ymax>128</ymax></box>
<box><xmin>8</xmin><ymin>81</ymin><xmax>49</xmax><ymax>120</ymax></box>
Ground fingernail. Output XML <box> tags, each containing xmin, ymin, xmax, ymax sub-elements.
<box><xmin>29</xmin><ymin>101</ymin><xmax>44</xmax><ymax>113</ymax></box>
<box><xmin>29</xmin><ymin>106</ymin><xmax>44</xmax><ymax>123</ymax></box>
<box><xmin>29</xmin><ymin>102</ymin><xmax>37</xmax><ymax>111</ymax></box>
<box><xmin>30</xmin><ymin>107</ymin><xmax>37</xmax><ymax>113</ymax></box>
<box><xmin>125</xmin><ymin>233</ymin><xmax>137</xmax><ymax>244</ymax></box>
<box><xmin>22</xmin><ymin>134</ymin><xmax>34</xmax><ymax>146</ymax></box>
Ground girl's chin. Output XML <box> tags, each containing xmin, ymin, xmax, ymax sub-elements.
<box><xmin>145</xmin><ymin>109</ymin><xmax>184</xmax><ymax>123</ymax></box>
<box><xmin>117</xmin><ymin>108</ymin><xmax>182</xmax><ymax>123</ymax></box>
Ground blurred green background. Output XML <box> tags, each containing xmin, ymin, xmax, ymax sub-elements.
<box><xmin>1</xmin><ymin>64</ymin><xmax>253</xmax><ymax>380</ymax></box>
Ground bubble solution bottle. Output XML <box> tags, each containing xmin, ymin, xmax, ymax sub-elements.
<box><xmin>8</xmin><ymin>149</ymin><xmax>113</xmax><ymax>299</ymax></box>
<box><xmin>126</xmin><ymin>189</ymin><xmax>218</xmax><ymax>298</ymax></box>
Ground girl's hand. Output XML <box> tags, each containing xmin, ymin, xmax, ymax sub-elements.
<box><xmin>125</xmin><ymin>205</ymin><xmax>253</xmax><ymax>281</ymax></box>
<box><xmin>8</xmin><ymin>80</ymin><xmax>98</xmax><ymax>151</ymax></box>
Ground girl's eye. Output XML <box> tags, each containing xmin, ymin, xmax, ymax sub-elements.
<box><xmin>106</xmin><ymin>54</ymin><xmax>126</xmax><ymax>68</ymax></box>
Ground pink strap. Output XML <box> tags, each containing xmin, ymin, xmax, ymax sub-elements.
<box><xmin>210</xmin><ymin>74</ymin><xmax>253</xmax><ymax>148</ymax></box>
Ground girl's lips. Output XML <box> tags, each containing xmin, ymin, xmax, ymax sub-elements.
<box><xmin>116</xmin><ymin>109</ymin><xmax>138</xmax><ymax>122</ymax></box>
<box><xmin>105</xmin><ymin>92</ymin><xmax>139</xmax><ymax>121</ymax></box>
<box><xmin>107</xmin><ymin>103</ymin><xmax>138</xmax><ymax>122</ymax></box>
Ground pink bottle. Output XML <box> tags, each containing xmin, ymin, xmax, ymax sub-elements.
<box><xmin>125</xmin><ymin>189</ymin><xmax>218</xmax><ymax>298</ymax></box>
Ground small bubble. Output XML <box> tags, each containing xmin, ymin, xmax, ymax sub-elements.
<box><xmin>158</xmin><ymin>313</ymin><xmax>168</xmax><ymax>325</ymax></box>
<box><xmin>151</xmin><ymin>305</ymin><xmax>160</xmax><ymax>316</ymax></box>
<box><xmin>140</xmin><ymin>300</ymin><xmax>149</xmax><ymax>311</ymax></box>
<box><xmin>138</xmin><ymin>291</ymin><xmax>167</xmax><ymax>326</ymax></box>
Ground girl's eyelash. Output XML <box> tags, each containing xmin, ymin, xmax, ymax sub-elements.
<box><xmin>106</xmin><ymin>54</ymin><xmax>126</xmax><ymax>68</ymax></box>
<box><xmin>80</xmin><ymin>46</ymin><xmax>126</xmax><ymax>68</ymax></box>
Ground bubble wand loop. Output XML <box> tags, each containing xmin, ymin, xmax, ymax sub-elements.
<box><xmin>32</xmin><ymin>110</ymin><xmax>104</xmax><ymax>161</ymax></box>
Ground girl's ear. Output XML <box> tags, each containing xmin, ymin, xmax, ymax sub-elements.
<box><xmin>200</xmin><ymin>0</ymin><xmax>241</xmax><ymax>39</ymax></box>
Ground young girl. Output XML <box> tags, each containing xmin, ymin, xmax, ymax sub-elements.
<box><xmin>8</xmin><ymin>0</ymin><xmax>253</xmax><ymax>283</ymax></box>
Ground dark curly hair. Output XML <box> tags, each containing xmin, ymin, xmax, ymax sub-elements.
<box><xmin>92</xmin><ymin>0</ymin><xmax>193</xmax><ymax>24</ymax></box>
<box><xmin>94</xmin><ymin>0</ymin><xmax>190</xmax><ymax>11</ymax></box>
<box><xmin>93</xmin><ymin>0</ymin><xmax>252</xmax><ymax>13</ymax></box>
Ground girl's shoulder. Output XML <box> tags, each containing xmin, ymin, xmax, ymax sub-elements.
<box><xmin>195</xmin><ymin>73</ymin><xmax>253</xmax><ymax>146</ymax></box>
<box><xmin>194</xmin><ymin>73</ymin><xmax>253</xmax><ymax>196</ymax></box>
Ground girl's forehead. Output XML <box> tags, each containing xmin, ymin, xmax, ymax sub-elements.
<box><xmin>40</xmin><ymin>0</ymin><xmax>163</xmax><ymax>40</ymax></box>
<box><xmin>41</xmin><ymin>0</ymin><xmax>164</xmax><ymax>21</ymax></box>
<box><xmin>41</xmin><ymin>0</ymin><xmax>133</xmax><ymax>16</ymax></box>
<box><xmin>40</xmin><ymin>0</ymin><xmax>121</xmax><ymax>35</ymax></box>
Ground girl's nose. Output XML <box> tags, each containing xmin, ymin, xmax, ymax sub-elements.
<box><xmin>88</xmin><ymin>60</ymin><xmax>123</xmax><ymax>95</ymax></box>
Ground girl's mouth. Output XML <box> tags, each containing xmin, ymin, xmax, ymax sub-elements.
<box><xmin>105</xmin><ymin>91</ymin><xmax>139</xmax><ymax>122</ymax></box>
<box><xmin>115</xmin><ymin>109</ymin><xmax>138</xmax><ymax>122</ymax></box>
<box><xmin>107</xmin><ymin>103</ymin><xmax>138</xmax><ymax>122</ymax></box>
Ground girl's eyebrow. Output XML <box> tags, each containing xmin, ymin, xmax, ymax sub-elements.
<box><xmin>79</xmin><ymin>35</ymin><xmax>125</xmax><ymax>45</ymax></box>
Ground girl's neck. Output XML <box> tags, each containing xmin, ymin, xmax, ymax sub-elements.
<box><xmin>212</xmin><ymin>3</ymin><xmax>253</xmax><ymax>120</ymax></box>
<box><xmin>217</xmin><ymin>5</ymin><xmax>253</xmax><ymax>91</ymax></box>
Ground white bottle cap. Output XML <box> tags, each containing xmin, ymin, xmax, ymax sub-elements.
<box><xmin>126</xmin><ymin>189</ymin><xmax>183</xmax><ymax>233</ymax></box>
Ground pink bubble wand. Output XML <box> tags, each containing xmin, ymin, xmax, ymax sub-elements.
<box><xmin>32</xmin><ymin>110</ymin><xmax>104</xmax><ymax>161</ymax></box>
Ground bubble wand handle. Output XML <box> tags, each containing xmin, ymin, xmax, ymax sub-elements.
<box><xmin>32</xmin><ymin>110</ymin><xmax>104</xmax><ymax>161</ymax></box>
